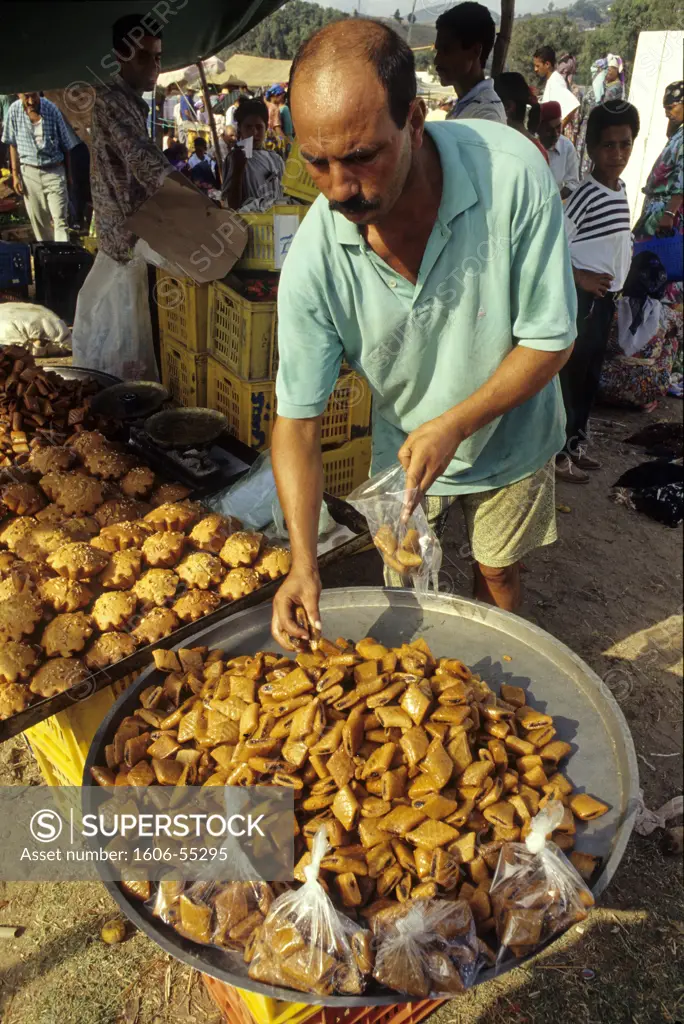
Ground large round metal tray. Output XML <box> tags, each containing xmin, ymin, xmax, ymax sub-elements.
<box><xmin>84</xmin><ymin>588</ymin><xmax>638</xmax><ymax>1006</ymax></box>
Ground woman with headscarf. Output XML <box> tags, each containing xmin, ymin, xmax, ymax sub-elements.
<box><xmin>575</xmin><ymin>54</ymin><xmax>625</xmax><ymax>178</ymax></box>
<box><xmin>557</xmin><ymin>54</ymin><xmax>581</xmax><ymax>144</ymax></box>
<box><xmin>598</xmin><ymin>252</ymin><xmax>680</xmax><ymax>410</ymax></box>
<box><xmin>633</xmin><ymin>81</ymin><xmax>683</xmax><ymax>307</ymax></box>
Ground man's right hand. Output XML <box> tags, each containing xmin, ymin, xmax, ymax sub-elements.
<box><xmin>574</xmin><ymin>269</ymin><xmax>613</xmax><ymax>298</ymax></box>
<box><xmin>271</xmin><ymin>563</ymin><xmax>322</xmax><ymax>651</ymax></box>
<box><xmin>12</xmin><ymin>174</ymin><xmax>22</xmax><ymax>195</ymax></box>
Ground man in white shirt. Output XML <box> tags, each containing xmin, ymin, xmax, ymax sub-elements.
<box><xmin>434</xmin><ymin>2</ymin><xmax>506</xmax><ymax>123</ymax></box>
<box><xmin>538</xmin><ymin>101</ymin><xmax>579</xmax><ymax>198</ymax></box>
<box><xmin>533</xmin><ymin>46</ymin><xmax>579</xmax><ymax>123</ymax></box>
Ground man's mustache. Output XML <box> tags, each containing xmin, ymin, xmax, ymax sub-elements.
<box><xmin>328</xmin><ymin>195</ymin><xmax>382</xmax><ymax>214</ymax></box>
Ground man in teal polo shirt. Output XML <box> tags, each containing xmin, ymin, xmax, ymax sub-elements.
<box><xmin>270</xmin><ymin>19</ymin><xmax>577</xmax><ymax>648</ymax></box>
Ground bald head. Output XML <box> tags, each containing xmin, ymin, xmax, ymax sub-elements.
<box><xmin>290</xmin><ymin>19</ymin><xmax>416</xmax><ymax>129</ymax></box>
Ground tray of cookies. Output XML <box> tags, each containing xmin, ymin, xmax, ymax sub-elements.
<box><xmin>0</xmin><ymin>431</ymin><xmax>370</xmax><ymax>743</ymax></box>
<box><xmin>83</xmin><ymin>588</ymin><xmax>638</xmax><ymax>1006</ymax></box>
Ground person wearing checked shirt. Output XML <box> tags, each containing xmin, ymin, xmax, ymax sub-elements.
<box><xmin>2</xmin><ymin>92</ymin><xmax>79</xmax><ymax>241</ymax></box>
<box><xmin>269</xmin><ymin>19</ymin><xmax>577</xmax><ymax>651</ymax></box>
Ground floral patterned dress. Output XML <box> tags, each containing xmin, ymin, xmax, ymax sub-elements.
<box><xmin>633</xmin><ymin>124</ymin><xmax>683</xmax><ymax>305</ymax></box>
<box><xmin>599</xmin><ymin>305</ymin><xmax>682</xmax><ymax>408</ymax></box>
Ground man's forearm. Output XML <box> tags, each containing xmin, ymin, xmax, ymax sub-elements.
<box><xmin>271</xmin><ymin>416</ymin><xmax>323</xmax><ymax>569</ymax></box>
<box><xmin>9</xmin><ymin>144</ymin><xmax>19</xmax><ymax>177</ymax></box>
<box><xmin>445</xmin><ymin>344</ymin><xmax>574</xmax><ymax>440</ymax></box>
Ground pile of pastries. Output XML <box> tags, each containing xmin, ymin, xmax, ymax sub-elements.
<box><xmin>90</xmin><ymin>633</ymin><xmax>607</xmax><ymax>996</ymax></box>
<box><xmin>0</xmin><ymin>430</ymin><xmax>291</xmax><ymax>721</ymax></box>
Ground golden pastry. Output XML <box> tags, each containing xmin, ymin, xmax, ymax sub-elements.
<box><xmin>35</xmin><ymin>503</ymin><xmax>67</xmax><ymax>525</ymax></box>
<box><xmin>142</xmin><ymin>531</ymin><xmax>186</xmax><ymax>569</ymax></box>
<box><xmin>30</xmin><ymin>656</ymin><xmax>90</xmax><ymax>698</ymax></box>
<box><xmin>38</xmin><ymin>577</ymin><xmax>93</xmax><ymax>613</ymax></box>
<box><xmin>189</xmin><ymin>514</ymin><xmax>242</xmax><ymax>554</ymax></box>
<box><xmin>219</xmin><ymin>532</ymin><xmax>264</xmax><ymax>568</ymax></box>
<box><xmin>0</xmin><ymin>551</ymin><xmax>17</xmax><ymax>577</ymax></box>
<box><xmin>176</xmin><ymin>552</ymin><xmax>225</xmax><ymax>590</ymax></box>
<box><xmin>0</xmin><ymin>592</ymin><xmax>43</xmax><ymax>641</ymax></box>
<box><xmin>69</xmin><ymin>430</ymin><xmax>109</xmax><ymax>457</ymax></box>
<box><xmin>61</xmin><ymin>517</ymin><xmax>101</xmax><ymax>542</ymax></box>
<box><xmin>173</xmin><ymin>590</ymin><xmax>221</xmax><ymax>623</ymax></box>
<box><xmin>93</xmin><ymin>520</ymin><xmax>155</xmax><ymax>553</ymax></box>
<box><xmin>132</xmin><ymin>569</ymin><xmax>179</xmax><ymax>609</ymax></box>
<box><xmin>0</xmin><ymin>574</ymin><xmax>33</xmax><ymax>600</ymax></box>
<box><xmin>253</xmin><ymin>547</ymin><xmax>292</xmax><ymax>581</ymax></box>
<box><xmin>219</xmin><ymin>568</ymin><xmax>260</xmax><ymax>601</ymax></box>
<box><xmin>48</xmin><ymin>542</ymin><xmax>110</xmax><ymax>581</ymax></box>
<box><xmin>0</xmin><ymin>683</ymin><xmax>34</xmax><ymax>719</ymax></box>
<box><xmin>42</xmin><ymin>612</ymin><xmax>94</xmax><ymax>658</ymax></box>
<box><xmin>95</xmin><ymin>498</ymin><xmax>151</xmax><ymax>528</ymax></box>
<box><xmin>91</xmin><ymin>592</ymin><xmax>137</xmax><ymax>632</ymax></box>
<box><xmin>150</xmin><ymin>482</ymin><xmax>191</xmax><ymax>507</ymax></box>
<box><xmin>82</xmin><ymin>447</ymin><xmax>135</xmax><ymax>480</ymax></box>
<box><xmin>29</xmin><ymin>446</ymin><xmax>76</xmax><ymax>475</ymax></box>
<box><xmin>0</xmin><ymin>641</ymin><xmax>39</xmax><ymax>685</ymax></box>
<box><xmin>2</xmin><ymin>482</ymin><xmax>45</xmax><ymax>516</ymax></box>
<box><xmin>132</xmin><ymin>606</ymin><xmax>180</xmax><ymax>645</ymax></box>
<box><xmin>0</xmin><ymin>516</ymin><xmax>38</xmax><ymax>552</ymax></box>
<box><xmin>84</xmin><ymin>632</ymin><xmax>137</xmax><ymax>670</ymax></box>
<box><xmin>40</xmin><ymin>471</ymin><xmax>103</xmax><ymax>516</ymax></box>
<box><xmin>99</xmin><ymin>549</ymin><xmax>142</xmax><ymax>590</ymax></box>
<box><xmin>120</xmin><ymin>466</ymin><xmax>156</xmax><ymax>499</ymax></box>
<box><xmin>15</xmin><ymin>526</ymin><xmax>71</xmax><ymax>563</ymax></box>
<box><xmin>144</xmin><ymin>501</ymin><xmax>200</xmax><ymax>533</ymax></box>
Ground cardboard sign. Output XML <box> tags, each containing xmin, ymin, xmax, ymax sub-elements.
<box><xmin>124</xmin><ymin>172</ymin><xmax>248</xmax><ymax>284</ymax></box>
<box><xmin>273</xmin><ymin>213</ymin><xmax>301</xmax><ymax>271</ymax></box>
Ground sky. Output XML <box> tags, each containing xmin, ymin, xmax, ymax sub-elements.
<box><xmin>318</xmin><ymin>0</ymin><xmax>577</xmax><ymax>17</ymax></box>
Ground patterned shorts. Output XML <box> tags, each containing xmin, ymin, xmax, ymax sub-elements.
<box><xmin>383</xmin><ymin>460</ymin><xmax>557</xmax><ymax>586</ymax></box>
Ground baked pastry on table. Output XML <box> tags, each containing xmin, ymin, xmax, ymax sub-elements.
<box><xmin>219</xmin><ymin>531</ymin><xmax>264</xmax><ymax>568</ymax></box>
<box><xmin>173</xmin><ymin>590</ymin><xmax>221</xmax><ymax>623</ymax></box>
<box><xmin>0</xmin><ymin>641</ymin><xmax>39</xmax><ymax>685</ymax></box>
<box><xmin>219</xmin><ymin>568</ymin><xmax>260</xmax><ymax>601</ymax></box>
<box><xmin>120</xmin><ymin>466</ymin><xmax>156</xmax><ymax>499</ymax></box>
<box><xmin>2</xmin><ymin>482</ymin><xmax>45</xmax><ymax>516</ymax></box>
<box><xmin>95</xmin><ymin>498</ymin><xmax>152</xmax><ymax>528</ymax></box>
<box><xmin>15</xmin><ymin>526</ymin><xmax>71</xmax><ymax>563</ymax></box>
<box><xmin>0</xmin><ymin>592</ymin><xmax>43</xmax><ymax>641</ymax></box>
<box><xmin>0</xmin><ymin>683</ymin><xmax>34</xmax><ymax>719</ymax></box>
<box><xmin>150</xmin><ymin>482</ymin><xmax>191</xmax><ymax>507</ymax></box>
<box><xmin>99</xmin><ymin>549</ymin><xmax>142</xmax><ymax>590</ymax></box>
<box><xmin>85</xmin><ymin>632</ymin><xmax>138</xmax><ymax>670</ymax></box>
<box><xmin>82</xmin><ymin>447</ymin><xmax>135</xmax><ymax>481</ymax></box>
<box><xmin>69</xmin><ymin>430</ymin><xmax>109</xmax><ymax>457</ymax></box>
<box><xmin>47</xmin><ymin>542</ymin><xmax>110</xmax><ymax>581</ymax></box>
<box><xmin>91</xmin><ymin>591</ymin><xmax>137</xmax><ymax>632</ymax></box>
<box><xmin>39</xmin><ymin>471</ymin><xmax>104</xmax><ymax>516</ymax></box>
<box><xmin>61</xmin><ymin>517</ymin><xmax>100</xmax><ymax>542</ymax></box>
<box><xmin>253</xmin><ymin>547</ymin><xmax>291</xmax><ymax>581</ymax></box>
<box><xmin>0</xmin><ymin>573</ymin><xmax>34</xmax><ymax>600</ymax></box>
<box><xmin>0</xmin><ymin>516</ymin><xmax>39</xmax><ymax>552</ymax></box>
<box><xmin>142</xmin><ymin>531</ymin><xmax>186</xmax><ymax>569</ymax></box>
<box><xmin>35</xmin><ymin>503</ymin><xmax>68</xmax><ymax>525</ymax></box>
<box><xmin>0</xmin><ymin>552</ymin><xmax>17</xmax><ymax>578</ymax></box>
<box><xmin>93</xmin><ymin>520</ymin><xmax>154</xmax><ymax>553</ymax></box>
<box><xmin>42</xmin><ymin>612</ymin><xmax>94</xmax><ymax>658</ymax></box>
<box><xmin>29</xmin><ymin>656</ymin><xmax>90</xmax><ymax>697</ymax></box>
<box><xmin>28</xmin><ymin>446</ymin><xmax>76</xmax><ymax>475</ymax></box>
<box><xmin>144</xmin><ymin>501</ymin><xmax>200</xmax><ymax>533</ymax></box>
<box><xmin>39</xmin><ymin>577</ymin><xmax>93</xmax><ymax>613</ymax></box>
<box><xmin>189</xmin><ymin>514</ymin><xmax>242</xmax><ymax>554</ymax></box>
<box><xmin>132</xmin><ymin>569</ymin><xmax>179</xmax><ymax>609</ymax></box>
<box><xmin>176</xmin><ymin>552</ymin><xmax>225</xmax><ymax>590</ymax></box>
<box><xmin>133</xmin><ymin>606</ymin><xmax>180</xmax><ymax>644</ymax></box>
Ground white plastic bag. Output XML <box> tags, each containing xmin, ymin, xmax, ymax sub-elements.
<box><xmin>0</xmin><ymin>302</ymin><xmax>71</xmax><ymax>352</ymax></box>
<box><xmin>71</xmin><ymin>250</ymin><xmax>158</xmax><ymax>380</ymax></box>
<box><xmin>489</xmin><ymin>801</ymin><xmax>595</xmax><ymax>964</ymax></box>
<box><xmin>206</xmin><ymin>451</ymin><xmax>277</xmax><ymax>530</ymax></box>
<box><xmin>248</xmin><ymin>828</ymin><xmax>370</xmax><ymax>996</ymax></box>
<box><xmin>348</xmin><ymin>463</ymin><xmax>442</xmax><ymax>593</ymax></box>
<box><xmin>271</xmin><ymin>495</ymin><xmax>335</xmax><ymax>540</ymax></box>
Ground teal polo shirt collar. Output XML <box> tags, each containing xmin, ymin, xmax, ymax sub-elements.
<box><xmin>332</xmin><ymin>123</ymin><xmax>479</xmax><ymax>248</ymax></box>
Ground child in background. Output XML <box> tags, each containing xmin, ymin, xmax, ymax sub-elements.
<box><xmin>556</xmin><ymin>99</ymin><xmax>640</xmax><ymax>483</ymax></box>
<box><xmin>221</xmin><ymin>99</ymin><xmax>284</xmax><ymax>212</ymax></box>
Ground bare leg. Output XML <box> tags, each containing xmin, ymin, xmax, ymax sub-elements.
<box><xmin>473</xmin><ymin>561</ymin><xmax>521</xmax><ymax>611</ymax></box>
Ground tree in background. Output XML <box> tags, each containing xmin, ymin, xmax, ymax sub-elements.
<box><xmin>578</xmin><ymin>0</ymin><xmax>677</xmax><ymax>78</ymax></box>
<box><xmin>507</xmin><ymin>14</ymin><xmax>584</xmax><ymax>83</ymax></box>
<box><xmin>219</xmin><ymin>0</ymin><xmax>347</xmax><ymax>61</ymax></box>
<box><xmin>414</xmin><ymin>50</ymin><xmax>435</xmax><ymax>70</ymax></box>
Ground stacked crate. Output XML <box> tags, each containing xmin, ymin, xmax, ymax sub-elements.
<box><xmin>157</xmin><ymin>269</ymin><xmax>210</xmax><ymax>407</ymax></box>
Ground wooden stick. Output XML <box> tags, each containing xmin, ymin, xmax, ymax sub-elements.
<box><xmin>196</xmin><ymin>60</ymin><xmax>223</xmax><ymax>188</ymax></box>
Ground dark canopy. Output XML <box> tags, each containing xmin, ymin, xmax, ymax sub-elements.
<box><xmin>0</xmin><ymin>0</ymin><xmax>287</xmax><ymax>93</ymax></box>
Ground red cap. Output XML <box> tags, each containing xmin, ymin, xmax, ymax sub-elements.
<box><xmin>540</xmin><ymin>101</ymin><xmax>562</xmax><ymax>122</ymax></box>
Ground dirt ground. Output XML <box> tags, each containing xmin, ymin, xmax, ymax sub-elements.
<box><xmin>0</xmin><ymin>401</ymin><xmax>682</xmax><ymax>1024</ymax></box>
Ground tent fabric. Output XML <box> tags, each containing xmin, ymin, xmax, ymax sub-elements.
<box><xmin>209</xmin><ymin>55</ymin><xmax>292</xmax><ymax>89</ymax></box>
<box><xmin>157</xmin><ymin>57</ymin><xmax>225</xmax><ymax>89</ymax></box>
<box><xmin>0</xmin><ymin>0</ymin><xmax>287</xmax><ymax>93</ymax></box>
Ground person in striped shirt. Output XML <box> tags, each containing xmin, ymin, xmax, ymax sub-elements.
<box><xmin>556</xmin><ymin>99</ymin><xmax>640</xmax><ymax>483</ymax></box>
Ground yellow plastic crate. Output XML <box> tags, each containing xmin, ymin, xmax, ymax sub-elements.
<box><xmin>282</xmin><ymin>143</ymin><xmax>320</xmax><ymax>204</ymax></box>
<box><xmin>207</xmin><ymin>357</ymin><xmax>275</xmax><ymax>450</ymax></box>
<box><xmin>322</xmin><ymin>437</ymin><xmax>372</xmax><ymax>498</ymax></box>
<box><xmin>160</xmin><ymin>332</ymin><xmax>208</xmax><ymax>408</ymax></box>
<box><xmin>155</xmin><ymin>268</ymin><xmax>209</xmax><ymax>353</ymax></box>
<box><xmin>320</xmin><ymin>372</ymin><xmax>372</xmax><ymax>446</ymax></box>
<box><xmin>237</xmin><ymin>204</ymin><xmax>309</xmax><ymax>271</ymax></box>
<box><xmin>186</xmin><ymin>126</ymin><xmax>211</xmax><ymax>148</ymax></box>
<box><xmin>82</xmin><ymin>235</ymin><xmax>98</xmax><ymax>255</ymax></box>
<box><xmin>208</xmin><ymin>278</ymin><xmax>277</xmax><ymax>380</ymax></box>
<box><xmin>241</xmin><ymin>991</ymin><xmax>320</xmax><ymax>1024</ymax></box>
<box><xmin>26</xmin><ymin>674</ymin><xmax>136</xmax><ymax>787</ymax></box>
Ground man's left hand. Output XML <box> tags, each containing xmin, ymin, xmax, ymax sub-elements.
<box><xmin>397</xmin><ymin>409</ymin><xmax>466</xmax><ymax>513</ymax></box>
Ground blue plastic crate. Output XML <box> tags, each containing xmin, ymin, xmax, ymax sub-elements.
<box><xmin>632</xmin><ymin>235</ymin><xmax>683</xmax><ymax>283</ymax></box>
<box><xmin>0</xmin><ymin>240</ymin><xmax>31</xmax><ymax>288</ymax></box>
